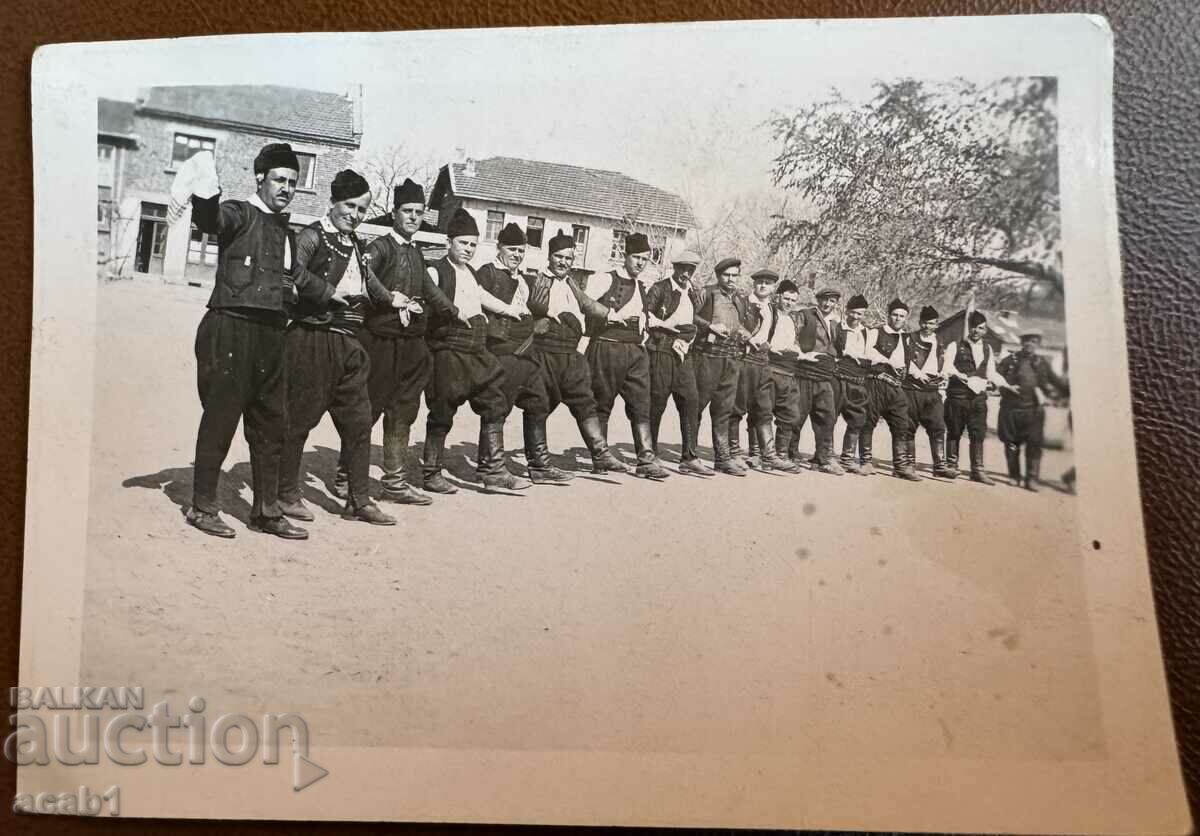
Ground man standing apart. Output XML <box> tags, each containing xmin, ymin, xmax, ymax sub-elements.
<box><xmin>996</xmin><ymin>329</ymin><xmax>1069</xmax><ymax>491</ymax></box>
<box><xmin>643</xmin><ymin>250</ymin><xmax>710</xmax><ymax>476</ymax></box>
<box><xmin>941</xmin><ymin>311</ymin><xmax>1019</xmax><ymax>484</ymax></box>
<box><xmin>903</xmin><ymin>306</ymin><xmax>956</xmax><ymax>479</ymax></box>
<box><xmin>519</xmin><ymin>230</ymin><xmax>628</xmax><ymax>478</ymax></box>
<box><xmin>583</xmin><ymin>232</ymin><xmax>670</xmax><ymax>480</ymax></box>
<box><xmin>691</xmin><ymin>257</ymin><xmax>753</xmax><ymax>476</ymax></box>
<box><xmin>790</xmin><ymin>287</ymin><xmax>844</xmax><ymax>475</ymax></box>
<box><xmin>277</xmin><ymin>169</ymin><xmax>395</xmax><ymax>527</ymax></box>
<box><xmin>423</xmin><ymin>209</ymin><xmax>531</xmax><ymax>492</ymax></box>
<box><xmin>186</xmin><ymin>143</ymin><xmax>334</xmax><ymax>539</ymax></box>
<box><xmin>864</xmin><ymin>298</ymin><xmax>920</xmax><ymax>481</ymax></box>
<box><xmin>337</xmin><ymin>177</ymin><xmax>464</xmax><ymax>507</ymax></box>
<box><xmin>831</xmin><ymin>294</ymin><xmax>872</xmax><ymax>474</ymax></box>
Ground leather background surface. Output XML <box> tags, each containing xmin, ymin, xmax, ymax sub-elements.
<box><xmin>2</xmin><ymin>1</ymin><xmax>1197</xmax><ymax>833</ymax></box>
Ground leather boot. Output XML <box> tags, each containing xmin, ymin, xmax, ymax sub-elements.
<box><xmin>728</xmin><ymin>417</ymin><xmax>750</xmax><ymax>469</ymax></box>
<box><xmin>677</xmin><ymin>407</ymin><xmax>712</xmax><ymax>476</ymax></box>
<box><xmin>893</xmin><ymin>436</ymin><xmax>921</xmax><ymax>481</ymax></box>
<box><xmin>859</xmin><ymin>430</ymin><xmax>876</xmax><ymax>476</ymax></box>
<box><xmin>422</xmin><ymin>428</ymin><xmax>457</xmax><ymax>494</ymax></box>
<box><xmin>931</xmin><ymin>433</ymin><xmax>956</xmax><ymax>478</ymax></box>
<box><xmin>945</xmin><ymin>437</ymin><xmax>961</xmax><ymax>478</ymax></box>
<box><xmin>1024</xmin><ymin>446</ymin><xmax>1042</xmax><ymax>492</ymax></box>
<box><xmin>524</xmin><ymin>413</ymin><xmax>573</xmax><ymax>484</ymax></box>
<box><xmin>713</xmin><ymin>426</ymin><xmax>746</xmax><ymax>476</ymax></box>
<box><xmin>479</xmin><ymin>421</ymin><xmax>531</xmax><ymax>490</ymax></box>
<box><xmin>759</xmin><ymin>422</ymin><xmax>800</xmax><ymax>473</ymax></box>
<box><xmin>746</xmin><ymin>423</ymin><xmax>762</xmax><ymax>470</ymax></box>
<box><xmin>633</xmin><ymin>419</ymin><xmax>669</xmax><ymax>480</ymax></box>
<box><xmin>380</xmin><ymin>420</ymin><xmax>432</xmax><ymax>506</ymax></box>
<box><xmin>969</xmin><ymin>437</ymin><xmax>995</xmax><ymax>485</ymax></box>
<box><xmin>840</xmin><ymin>426</ymin><xmax>863</xmax><ymax>474</ymax></box>
<box><xmin>579</xmin><ymin>414</ymin><xmax>629</xmax><ymax>474</ymax></box>
<box><xmin>817</xmin><ymin>436</ymin><xmax>845</xmax><ymax>475</ymax></box>
<box><xmin>341</xmin><ymin>500</ymin><xmax>396</xmax><ymax>526</ymax></box>
<box><xmin>331</xmin><ymin>458</ymin><xmax>349</xmax><ymax>501</ymax></box>
<box><xmin>1005</xmin><ymin>443</ymin><xmax>1023</xmax><ymax>486</ymax></box>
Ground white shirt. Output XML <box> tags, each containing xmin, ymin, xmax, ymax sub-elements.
<box><xmin>866</xmin><ymin>324</ymin><xmax>907</xmax><ymax>368</ymax></box>
<box><xmin>248</xmin><ymin>193</ymin><xmax>292</xmax><ymax>270</ymax></box>
<box><xmin>426</xmin><ymin>262</ymin><xmax>512</xmax><ymax>320</ymax></box>
<box><xmin>544</xmin><ymin>272</ymin><xmax>584</xmax><ymax>321</ymax></box>
<box><xmin>320</xmin><ymin>216</ymin><xmax>363</xmax><ymax>295</ymax></box>
<box><xmin>768</xmin><ymin>307</ymin><xmax>799</xmax><ymax>354</ymax></box>
<box><xmin>492</xmin><ymin>258</ymin><xmax>529</xmax><ymax>306</ymax></box>
<box><xmin>941</xmin><ymin>339</ymin><xmax>1007</xmax><ymax>388</ymax></box>
<box><xmin>841</xmin><ymin>323</ymin><xmax>869</xmax><ymax>361</ymax></box>
<box><xmin>389</xmin><ymin>229</ymin><xmax>417</xmax><ymax>249</ymax></box>
<box><xmin>748</xmin><ymin>294</ymin><xmax>773</xmax><ymax>344</ymax></box>
<box><xmin>909</xmin><ymin>333</ymin><xmax>941</xmax><ymax>377</ymax></box>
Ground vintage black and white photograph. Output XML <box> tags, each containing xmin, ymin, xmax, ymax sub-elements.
<box><xmin>20</xmin><ymin>16</ymin><xmax>1187</xmax><ymax>832</ymax></box>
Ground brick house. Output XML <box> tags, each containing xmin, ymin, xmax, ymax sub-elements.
<box><xmin>427</xmin><ymin>156</ymin><xmax>698</xmax><ymax>286</ymax></box>
<box><xmin>97</xmin><ymin>84</ymin><xmax>362</xmax><ymax>285</ymax></box>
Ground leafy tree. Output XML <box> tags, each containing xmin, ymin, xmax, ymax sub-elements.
<box><xmin>766</xmin><ymin>77</ymin><xmax>1061</xmax><ymax>310</ymax></box>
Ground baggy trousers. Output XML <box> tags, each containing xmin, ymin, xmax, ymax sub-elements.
<box><xmin>648</xmin><ymin>348</ymin><xmax>700</xmax><ymax>461</ymax></box>
<box><xmin>350</xmin><ymin>331</ymin><xmax>431</xmax><ymax>492</ymax></box>
<box><xmin>692</xmin><ymin>352</ymin><xmax>741</xmax><ymax>462</ymax></box>
<box><xmin>278</xmin><ymin>325</ymin><xmax>373</xmax><ymax>510</ymax></box>
<box><xmin>905</xmin><ymin>388</ymin><xmax>947</xmax><ymax>446</ymax></box>
<box><xmin>865</xmin><ymin>378</ymin><xmax>912</xmax><ymax>440</ymax></box>
<box><xmin>585</xmin><ymin>340</ymin><xmax>651</xmax><ymax>424</ymax></box>
<box><xmin>944</xmin><ymin>392</ymin><xmax>989</xmax><ymax>443</ymax></box>
<box><xmin>790</xmin><ymin>376</ymin><xmax>837</xmax><ymax>460</ymax></box>
<box><xmin>192</xmin><ymin>309</ymin><xmax>286</xmax><ymax>520</ymax></box>
<box><xmin>517</xmin><ymin>350</ymin><xmax>598</xmax><ymax>421</ymax></box>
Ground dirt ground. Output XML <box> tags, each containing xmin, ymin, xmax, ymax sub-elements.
<box><xmin>80</xmin><ymin>280</ymin><xmax>1098</xmax><ymax>762</ymax></box>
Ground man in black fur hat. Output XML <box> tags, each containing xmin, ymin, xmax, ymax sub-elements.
<box><xmin>185</xmin><ymin>142</ymin><xmax>334</xmax><ymax>540</ymax></box>
<box><xmin>789</xmin><ymin>287</ymin><xmax>844</xmax><ymax>475</ymax></box>
<box><xmin>831</xmin><ymin>293</ymin><xmax>872</xmax><ymax>474</ymax></box>
<box><xmin>337</xmin><ymin>177</ymin><xmax>463</xmax><ymax>507</ymax></box>
<box><xmin>582</xmin><ymin>231</ymin><xmax>670</xmax><ymax>480</ymax></box>
<box><xmin>423</xmin><ymin>208</ymin><xmax>531</xmax><ymax>492</ymax></box>
<box><xmin>277</xmin><ymin>169</ymin><xmax>396</xmax><ymax>528</ymax></box>
<box><xmin>902</xmin><ymin>306</ymin><xmax>955</xmax><ymax>479</ymax></box>
<box><xmin>863</xmin><ymin>298</ymin><xmax>921</xmax><ymax>481</ymax></box>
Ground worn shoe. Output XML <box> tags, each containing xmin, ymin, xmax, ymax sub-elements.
<box><xmin>818</xmin><ymin>460</ymin><xmax>846</xmax><ymax>476</ymax></box>
<box><xmin>970</xmin><ymin>470</ymin><xmax>996</xmax><ymax>486</ymax></box>
<box><xmin>1024</xmin><ymin>478</ymin><xmax>1040</xmax><ymax>493</ymax></box>
<box><xmin>379</xmin><ymin>482</ymin><xmax>434</xmax><ymax>506</ymax></box>
<box><xmin>744</xmin><ymin>455</ymin><xmax>762</xmax><ymax>470</ymax></box>
<box><xmin>279</xmin><ymin>498</ymin><xmax>315</xmax><ymax>522</ymax></box>
<box><xmin>329</xmin><ymin>477</ymin><xmax>349</xmax><ymax>501</ymax></box>
<box><xmin>423</xmin><ymin>472</ymin><xmax>458</xmax><ymax>494</ymax></box>
<box><xmin>529</xmin><ymin>465</ymin><xmax>575</xmax><ymax>484</ymax></box>
<box><xmin>894</xmin><ymin>468</ymin><xmax>922</xmax><ymax>482</ymax></box>
<box><xmin>248</xmin><ymin>515</ymin><xmax>309</xmax><ymax>540</ymax></box>
<box><xmin>635</xmin><ymin>460</ymin><xmax>671</xmax><ymax>481</ymax></box>
<box><xmin>482</xmin><ymin>471</ymin><xmax>532</xmax><ymax>491</ymax></box>
<box><xmin>859</xmin><ymin>461</ymin><xmax>876</xmax><ymax>476</ymax></box>
<box><xmin>763</xmin><ymin>456</ymin><xmax>801</xmax><ymax>474</ymax></box>
<box><xmin>591</xmin><ymin>451</ymin><xmax>630</xmax><ymax>474</ymax></box>
<box><xmin>678</xmin><ymin>458</ymin><xmax>713</xmax><ymax>477</ymax></box>
<box><xmin>185</xmin><ymin>508</ymin><xmax>236</xmax><ymax>539</ymax></box>
<box><xmin>932</xmin><ymin>464</ymin><xmax>958</xmax><ymax>479</ymax></box>
<box><xmin>342</xmin><ymin>502</ymin><xmax>396</xmax><ymax>526</ymax></box>
<box><xmin>716</xmin><ymin>460</ymin><xmax>747</xmax><ymax>477</ymax></box>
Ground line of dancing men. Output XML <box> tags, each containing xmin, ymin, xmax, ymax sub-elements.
<box><xmin>183</xmin><ymin>143</ymin><xmax>1070</xmax><ymax>540</ymax></box>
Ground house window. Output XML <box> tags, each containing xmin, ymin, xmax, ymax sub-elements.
<box><xmin>485</xmin><ymin>210</ymin><xmax>505</xmax><ymax>241</ymax></box>
<box><xmin>98</xmin><ymin>185</ymin><xmax>113</xmax><ymax>229</ymax></box>
<box><xmin>187</xmin><ymin>225</ymin><xmax>219</xmax><ymax>266</ymax></box>
<box><xmin>294</xmin><ymin>152</ymin><xmax>317</xmax><ymax>191</ymax></box>
<box><xmin>572</xmin><ymin>225</ymin><xmax>589</xmax><ymax>267</ymax></box>
<box><xmin>610</xmin><ymin>229</ymin><xmax>628</xmax><ymax>261</ymax></box>
<box><xmin>171</xmin><ymin>133</ymin><xmax>215</xmax><ymax>166</ymax></box>
<box><xmin>526</xmin><ymin>216</ymin><xmax>545</xmax><ymax>248</ymax></box>
<box><xmin>97</xmin><ymin>144</ymin><xmax>113</xmax><ymax>161</ymax></box>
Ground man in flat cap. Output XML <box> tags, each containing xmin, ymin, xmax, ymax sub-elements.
<box><xmin>337</xmin><ymin>176</ymin><xmax>463</xmax><ymax>507</ymax></box>
<box><xmin>788</xmin><ymin>287</ymin><xmax>844</xmax><ymax>474</ymax></box>
<box><xmin>582</xmin><ymin>231</ymin><xmax>670</xmax><ymax>480</ymax></box>
<box><xmin>941</xmin><ymin>310</ymin><xmax>1019</xmax><ymax>484</ymax></box>
<box><xmin>996</xmin><ymin>329</ymin><xmax>1069</xmax><ymax>491</ymax></box>
<box><xmin>831</xmin><ymin>293</ymin><xmax>872</xmax><ymax>474</ymax></box>
<box><xmin>863</xmin><ymin>298</ymin><xmax>920</xmax><ymax>481</ymax></box>
<box><xmin>183</xmin><ymin>142</ymin><xmax>335</xmax><ymax>539</ymax></box>
<box><xmin>643</xmin><ymin>250</ymin><xmax>710</xmax><ymax>475</ymax></box>
<box><xmin>517</xmin><ymin>229</ymin><xmax>627</xmax><ymax>478</ymax></box>
<box><xmin>475</xmin><ymin>222</ymin><xmax>544</xmax><ymax>476</ymax></box>
<box><xmin>901</xmin><ymin>306</ymin><xmax>955</xmax><ymax>479</ymax></box>
<box><xmin>423</xmin><ymin>208</ymin><xmax>532</xmax><ymax>492</ymax></box>
<box><xmin>277</xmin><ymin>169</ymin><xmax>396</xmax><ymax>528</ymax></box>
<box><xmin>752</xmin><ymin>275</ymin><xmax>806</xmax><ymax>472</ymax></box>
<box><xmin>692</xmin><ymin>256</ymin><xmax>754</xmax><ymax>475</ymax></box>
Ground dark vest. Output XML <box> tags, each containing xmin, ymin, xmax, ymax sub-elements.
<box><xmin>644</xmin><ymin>279</ymin><xmax>697</xmax><ymax>352</ymax></box>
<box><xmin>947</xmin><ymin>339</ymin><xmax>992</xmax><ymax>397</ymax></box>
<box><xmin>426</xmin><ymin>258</ymin><xmax>489</xmax><ymax>353</ymax></box>
<box><xmin>903</xmin><ymin>334</ymin><xmax>944</xmax><ymax>392</ymax></box>
<box><xmin>290</xmin><ymin>222</ymin><xmax>371</xmax><ymax>333</ymax></box>
<box><xmin>527</xmin><ymin>274</ymin><xmax>585</xmax><ymax>354</ymax></box>
<box><xmin>586</xmin><ymin>271</ymin><xmax>643</xmax><ymax>343</ymax></box>
<box><xmin>834</xmin><ymin>324</ymin><xmax>871</xmax><ymax>379</ymax></box>
<box><xmin>795</xmin><ymin>307</ymin><xmax>837</xmax><ymax>380</ymax></box>
<box><xmin>871</xmin><ymin>328</ymin><xmax>909</xmax><ymax>379</ymax></box>
<box><xmin>364</xmin><ymin>234</ymin><xmax>430</xmax><ymax>338</ymax></box>
<box><xmin>475</xmin><ymin>263</ymin><xmax>535</xmax><ymax>355</ymax></box>
<box><xmin>207</xmin><ymin>200</ymin><xmax>294</xmax><ymax>319</ymax></box>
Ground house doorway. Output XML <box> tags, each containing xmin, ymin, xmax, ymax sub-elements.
<box><xmin>134</xmin><ymin>202</ymin><xmax>168</xmax><ymax>274</ymax></box>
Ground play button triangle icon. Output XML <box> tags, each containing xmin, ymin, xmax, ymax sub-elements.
<box><xmin>293</xmin><ymin>753</ymin><xmax>329</xmax><ymax>792</ymax></box>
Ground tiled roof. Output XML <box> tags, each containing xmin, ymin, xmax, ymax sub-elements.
<box><xmin>443</xmin><ymin>156</ymin><xmax>697</xmax><ymax>229</ymax></box>
<box><xmin>137</xmin><ymin>85</ymin><xmax>359</xmax><ymax>147</ymax></box>
<box><xmin>98</xmin><ymin>98</ymin><xmax>136</xmax><ymax>137</ymax></box>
